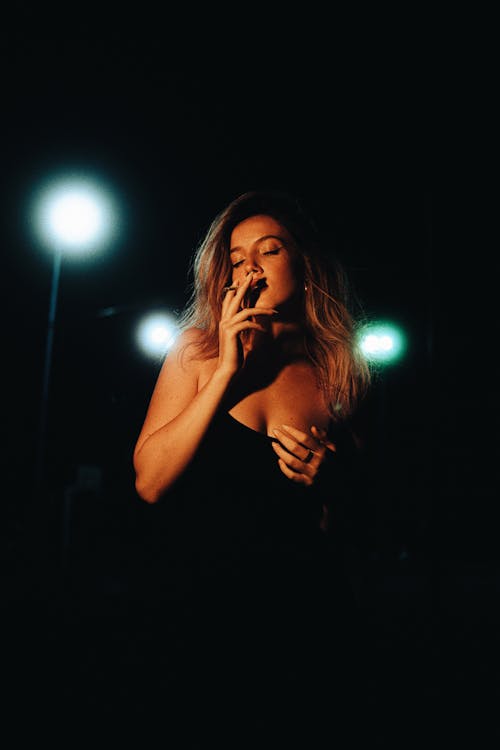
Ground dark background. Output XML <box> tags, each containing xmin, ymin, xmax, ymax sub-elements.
<box><xmin>1</xmin><ymin>7</ymin><xmax>496</xmax><ymax>746</ymax></box>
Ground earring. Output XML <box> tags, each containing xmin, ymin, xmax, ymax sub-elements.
<box><xmin>304</xmin><ymin>283</ymin><xmax>308</xmax><ymax>292</ymax></box>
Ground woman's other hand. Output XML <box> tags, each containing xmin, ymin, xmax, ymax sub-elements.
<box><xmin>271</xmin><ymin>424</ymin><xmax>336</xmax><ymax>486</ymax></box>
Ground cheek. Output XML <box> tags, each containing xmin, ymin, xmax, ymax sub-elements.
<box><xmin>280</xmin><ymin>267</ymin><xmax>299</xmax><ymax>292</ymax></box>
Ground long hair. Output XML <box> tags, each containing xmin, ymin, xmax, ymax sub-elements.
<box><xmin>176</xmin><ymin>189</ymin><xmax>371</xmax><ymax>421</ymax></box>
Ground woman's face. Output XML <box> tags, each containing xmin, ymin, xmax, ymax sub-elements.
<box><xmin>229</xmin><ymin>214</ymin><xmax>300</xmax><ymax>309</ymax></box>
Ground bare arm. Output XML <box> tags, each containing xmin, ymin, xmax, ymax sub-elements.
<box><xmin>133</xmin><ymin>272</ymin><xmax>277</xmax><ymax>503</ymax></box>
<box><xmin>133</xmin><ymin>330</ymin><xmax>231</xmax><ymax>502</ymax></box>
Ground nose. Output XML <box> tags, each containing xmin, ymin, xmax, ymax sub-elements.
<box><xmin>244</xmin><ymin>254</ymin><xmax>263</xmax><ymax>275</ymax></box>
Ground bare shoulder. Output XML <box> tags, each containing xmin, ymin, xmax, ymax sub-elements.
<box><xmin>165</xmin><ymin>327</ymin><xmax>206</xmax><ymax>371</ymax></box>
<box><xmin>133</xmin><ymin>328</ymin><xmax>207</xmax><ymax>458</ymax></box>
<box><xmin>176</xmin><ymin>326</ymin><xmax>205</xmax><ymax>345</ymax></box>
<box><xmin>143</xmin><ymin>327</ymin><xmax>207</xmax><ymax>414</ymax></box>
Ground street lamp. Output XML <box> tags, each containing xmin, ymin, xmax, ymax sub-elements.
<box><xmin>358</xmin><ymin>320</ymin><xmax>407</xmax><ymax>366</ymax></box>
<box><xmin>136</xmin><ymin>311</ymin><xmax>179</xmax><ymax>359</ymax></box>
<box><xmin>31</xmin><ymin>173</ymin><xmax>120</xmax><ymax>497</ymax></box>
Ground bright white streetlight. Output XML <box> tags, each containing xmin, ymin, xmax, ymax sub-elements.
<box><xmin>31</xmin><ymin>172</ymin><xmax>120</xmax><ymax>496</ymax></box>
<box><xmin>32</xmin><ymin>174</ymin><xmax>119</xmax><ymax>255</ymax></box>
<box><xmin>358</xmin><ymin>321</ymin><xmax>407</xmax><ymax>365</ymax></box>
<box><xmin>136</xmin><ymin>312</ymin><xmax>179</xmax><ymax>358</ymax></box>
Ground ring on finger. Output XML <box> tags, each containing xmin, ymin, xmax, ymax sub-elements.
<box><xmin>303</xmin><ymin>449</ymin><xmax>316</xmax><ymax>464</ymax></box>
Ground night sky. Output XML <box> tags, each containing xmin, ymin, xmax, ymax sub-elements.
<box><xmin>1</xmin><ymin>9</ymin><xmax>496</xmax><ymax>745</ymax></box>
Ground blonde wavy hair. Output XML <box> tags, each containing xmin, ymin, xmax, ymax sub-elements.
<box><xmin>176</xmin><ymin>189</ymin><xmax>372</xmax><ymax>422</ymax></box>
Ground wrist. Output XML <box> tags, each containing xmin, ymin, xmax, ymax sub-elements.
<box><xmin>212</xmin><ymin>365</ymin><xmax>235</xmax><ymax>384</ymax></box>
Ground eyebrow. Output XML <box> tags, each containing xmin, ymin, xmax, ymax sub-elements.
<box><xmin>229</xmin><ymin>234</ymin><xmax>286</xmax><ymax>255</ymax></box>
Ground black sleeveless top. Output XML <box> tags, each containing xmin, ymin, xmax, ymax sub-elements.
<box><xmin>141</xmin><ymin>410</ymin><xmax>358</xmax><ymax>634</ymax></box>
<box><xmin>172</xmin><ymin>410</ymin><xmax>325</xmax><ymax>549</ymax></box>
<box><xmin>134</xmin><ymin>408</ymin><xmax>365</xmax><ymax>735</ymax></box>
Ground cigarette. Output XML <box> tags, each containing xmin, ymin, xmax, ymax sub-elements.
<box><xmin>223</xmin><ymin>285</ymin><xmax>238</xmax><ymax>292</ymax></box>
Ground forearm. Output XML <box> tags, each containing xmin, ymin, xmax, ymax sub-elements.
<box><xmin>134</xmin><ymin>368</ymin><xmax>232</xmax><ymax>503</ymax></box>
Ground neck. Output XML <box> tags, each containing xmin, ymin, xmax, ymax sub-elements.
<box><xmin>227</xmin><ymin>322</ymin><xmax>308</xmax><ymax>408</ymax></box>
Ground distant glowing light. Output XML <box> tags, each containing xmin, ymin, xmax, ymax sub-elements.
<box><xmin>136</xmin><ymin>313</ymin><xmax>179</xmax><ymax>357</ymax></box>
<box><xmin>358</xmin><ymin>322</ymin><xmax>406</xmax><ymax>364</ymax></box>
<box><xmin>32</xmin><ymin>173</ymin><xmax>119</xmax><ymax>256</ymax></box>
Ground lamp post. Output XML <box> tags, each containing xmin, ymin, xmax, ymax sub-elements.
<box><xmin>32</xmin><ymin>174</ymin><xmax>119</xmax><ymax>498</ymax></box>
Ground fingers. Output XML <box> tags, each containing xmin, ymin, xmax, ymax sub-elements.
<box><xmin>272</xmin><ymin>426</ymin><xmax>320</xmax><ymax>464</ymax></box>
<box><xmin>221</xmin><ymin>271</ymin><xmax>254</xmax><ymax>315</ymax></box>
<box><xmin>275</xmin><ymin>456</ymin><xmax>314</xmax><ymax>486</ymax></box>
<box><xmin>271</xmin><ymin>423</ymin><xmax>336</xmax><ymax>486</ymax></box>
<box><xmin>273</xmin><ymin>423</ymin><xmax>334</xmax><ymax>459</ymax></box>
<box><xmin>231</xmin><ymin>306</ymin><xmax>277</xmax><ymax>322</ymax></box>
<box><xmin>220</xmin><ymin>274</ymin><xmax>276</xmax><ymax>329</ymax></box>
<box><xmin>219</xmin><ymin>307</ymin><xmax>277</xmax><ymax>342</ymax></box>
<box><xmin>271</xmin><ymin>441</ymin><xmax>314</xmax><ymax>485</ymax></box>
<box><xmin>310</xmin><ymin>425</ymin><xmax>337</xmax><ymax>453</ymax></box>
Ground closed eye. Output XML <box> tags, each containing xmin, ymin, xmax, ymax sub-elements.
<box><xmin>231</xmin><ymin>246</ymin><xmax>283</xmax><ymax>268</ymax></box>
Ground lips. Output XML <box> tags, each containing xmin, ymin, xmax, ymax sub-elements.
<box><xmin>253</xmin><ymin>278</ymin><xmax>266</xmax><ymax>289</ymax></box>
<box><xmin>248</xmin><ymin>278</ymin><xmax>267</xmax><ymax>305</ymax></box>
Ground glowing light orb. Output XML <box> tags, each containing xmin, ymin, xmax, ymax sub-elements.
<box><xmin>358</xmin><ymin>322</ymin><xmax>406</xmax><ymax>364</ymax></box>
<box><xmin>32</xmin><ymin>173</ymin><xmax>119</xmax><ymax>256</ymax></box>
<box><xmin>136</xmin><ymin>313</ymin><xmax>178</xmax><ymax>357</ymax></box>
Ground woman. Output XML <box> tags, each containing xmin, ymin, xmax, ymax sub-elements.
<box><xmin>133</xmin><ymin>189</ymin><xmax>372</xmax><ymax>741</ymax></box>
